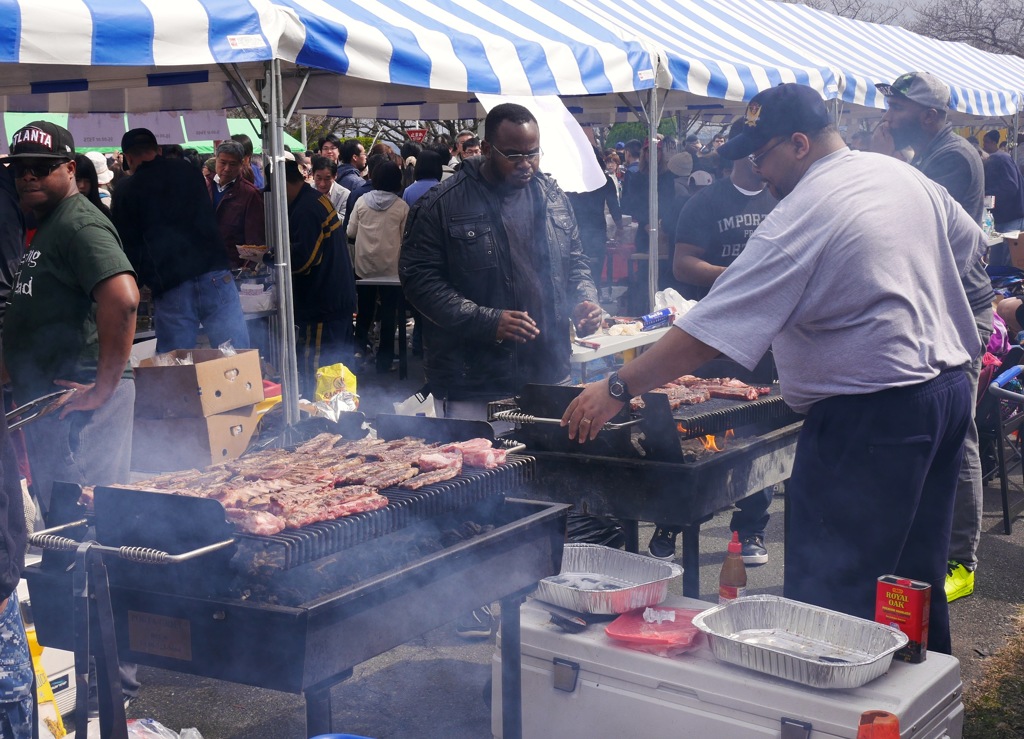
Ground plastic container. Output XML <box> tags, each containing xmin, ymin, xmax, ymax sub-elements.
<box><xmin>604</xmin><ymin>607</ymin><xmax>704</xmax><ymax>655</ymax></box>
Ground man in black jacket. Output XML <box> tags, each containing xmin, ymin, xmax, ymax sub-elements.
<box><xmin>285</xmin><ymin>159</ymin><xmax>357</xmax><ymax>398</ymax></box>
<box><xmin>113</xmin><ymin>128</ymin><xmax>249</xmax><ymax>352</ymax></box>
<box><xmin>401</xmin><ymin>102</ymin><xmax>602</xmax><ymax>419</ymax></box>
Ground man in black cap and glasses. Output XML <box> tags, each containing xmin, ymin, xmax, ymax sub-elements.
<box><xmin>2</xmin><ymin>120</ymin><xmax>141</xmax><ymax>705</ymax></box>
<box><xmin>563</xmin><ymin>83</ymin><xmax>986</xmax><ymax>656</ymax></box>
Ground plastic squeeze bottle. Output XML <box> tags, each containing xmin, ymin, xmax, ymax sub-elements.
<box><xmin>719</xmin><ymin>531</ymin><xmax>747</xmax><ymax>604</ymax></box>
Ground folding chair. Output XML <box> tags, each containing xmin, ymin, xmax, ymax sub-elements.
<box><xmin>981</xmin><ymin>351</ymin><xmax>1024</xmax><ymax>533</ymax></box>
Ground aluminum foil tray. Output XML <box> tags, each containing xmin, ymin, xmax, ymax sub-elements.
<box><xmin>533</xmin><ymin>543</ymin><xmax>682</xmax><ymax>614</ymax></box>
<box><xmin>692</xmin><ymin>595</ymin><xmax>909</xmax><ymax>689</ymax></box>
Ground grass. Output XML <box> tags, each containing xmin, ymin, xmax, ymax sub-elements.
<box><xmin>963</xmin><ymin>609</ymin><xmax>1024</xmax><ymax>738</ymax></box>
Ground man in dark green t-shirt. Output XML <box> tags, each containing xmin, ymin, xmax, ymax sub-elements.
<box><xmin>3</xmin><ymin>121</ymin><xmax>140</xmax><ymax>706</ymax></box>
<box><xmin>3</xmin><ymin>121</ymin><xmax>138</xmax><ymax>510</ymax></box>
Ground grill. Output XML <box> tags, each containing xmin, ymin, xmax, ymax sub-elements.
<box><xmin>25</xmin><ymin>439</ymin><xmax>567</xmax><ymax>739</ymax></box>
<box><xmin>487</xmin><ymin>382</ymin><xmax>803</xmax><ymax>596</ymax></box>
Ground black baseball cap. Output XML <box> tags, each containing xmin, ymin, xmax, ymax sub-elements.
<box><xmin>718</xmin><ymin>83</ymin><xmax>830</xmax><ymax>161</ymax></box>
<box><xmin>7</xmin><ymin>121</ymin><xmax>75</xmax><ymax>160</ymax></box>
<box><xmin>121</xmin><ymin>128</ymin><xmax>160</xmax><ymax>152</ymax></box>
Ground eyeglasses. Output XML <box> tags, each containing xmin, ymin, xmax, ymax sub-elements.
<box><xmin>8</xmin><ymin>159</ymin><xmax>68</xmax><ymax>179</ymax></box>
<box><xmin>490</xmin><ymin>145</ymin><xmax>542</xmax><ymax>164</ymax></box>
<box><xmin>747</xmin><ymin>138</ymin><xmax>788</xmax><ymax>168</ymax></box>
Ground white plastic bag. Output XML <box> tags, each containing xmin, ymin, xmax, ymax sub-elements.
<box><xmin>126</xmin><ymin>719</ymin><xmax>204</xmax><ymax>739</ymax></box>
<box><xmin>126</xmin><ymin>719</ymin><xmax>180</xmax><ymax>739</ymax></box>
<box><xmin>654</xmin><ymin>288</ymin><xmax>698</xmax><ymax>319</ymax></box>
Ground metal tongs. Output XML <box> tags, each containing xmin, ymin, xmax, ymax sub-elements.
<box><xmin>6</xmin><ymin>388</ymin><xmax>75</xmax><ymax>431</ymax></box>
<box><xmin>490</xmin><ymin>409</ymin><xmax>642</xmax><ymax>432</ymax></box>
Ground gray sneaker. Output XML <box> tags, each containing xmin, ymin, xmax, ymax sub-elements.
<box><xmin>740</xmin><ymin>535</ymin><xmax>768</xmax><ymax>566</ymax></box>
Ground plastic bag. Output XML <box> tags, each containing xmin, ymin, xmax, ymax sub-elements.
<box><xmin>217</xmin><ymin>340</ymin><xmax>237</xmax><ymax>357</ymax></box>
<box><xmin>126</xmin><ymin>719</ymin><xmax>204</xmax><ymax>739</ymax></box>
<box><xmin>653</xmin><ymin>288</ymin><xmax>698</xmax><ymax>319</ymax></box>
<box><xmin>315</xmin><ymin>363</ymin><xmax>358</xmax><ymax>404</ymax></box>
<box><xmin>605</xmin><ymin>607</ymin><xmax>705</xmax><ymax>657</ymax></box>
<box><xmin>566</xmin><ymin>513</ymin><xmax>625</xmax><ymax>548</ymax></box>
<box><xmin>126</xmin><ymin>719</ymin><xmax>187</xmax><ymax>739</ymax></box>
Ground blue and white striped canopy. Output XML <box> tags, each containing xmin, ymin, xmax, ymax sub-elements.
<box><xmin>1</xmin><ymin>0</ymin><xmax>1024</xmax><ymax>120</ymax></box>
<box><xmin>596</xmin><ymin>0</ymin><xmax>1024</xmax><ymax>118</ymax></box>
<box><xmin>278</xmin><ymin>0</ymin><xmax>659</xmax><ymax>97</ymax></box>
<box><xmin>0</xmin><ymin>0</ymin><xmax>659</xmax><ymax>113</ymax></box>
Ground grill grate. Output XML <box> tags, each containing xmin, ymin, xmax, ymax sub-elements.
<box><xmin>234</xmin><ymin>456</ymin><xmax>535</xmax><ymax>569</ymax></box>
<box><xmin>672</xmin><ymin>389</ymin><xmax>800</xmax><ymax>439</ymax></box>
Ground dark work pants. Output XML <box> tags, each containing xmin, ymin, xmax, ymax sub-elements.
<box><xmin>730</xmin><ymin>486</ymin><xmax>774</xmax><ymax>538</ymax></box>
<box><xmin>354</xmin><ymin>284</ymin><xmax>400</xmax><ymax>370</ymax></box>
<box><xmin>784</xmin><ymin>369</ymin><xmax>971</xmax><ymax>655</ymax></box>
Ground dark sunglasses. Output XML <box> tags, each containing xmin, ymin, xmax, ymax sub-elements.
<box><xmin>8</xmin><ymin>159</ymin><xmax>69</xmax><ymax>179</ymax></box>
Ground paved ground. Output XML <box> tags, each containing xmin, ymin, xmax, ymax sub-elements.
<box><xmin>63</xmin><ymin>352</ymin><xmax>1024</xmax><ymax>738</ymax></box>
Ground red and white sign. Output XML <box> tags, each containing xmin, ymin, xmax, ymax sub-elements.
<box><xmin>406</xmin><ymin>128</ymin><xmax>427</xmax><ymax>143</ymax></box>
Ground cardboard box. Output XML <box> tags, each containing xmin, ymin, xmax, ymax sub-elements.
<box><xmin>1006</xmin><ymin>232</ymin><xmax>1024</xmax><ymax>269</ymax></box>
<box><xmin>131</xmin><ymin>404</ymin><xmax>260</xmax><ymax>472</ymax></box>
<box><xmin>134</xmin><ymin>348</ymin><xmax>263</xmax><ymax>418</ymax></box>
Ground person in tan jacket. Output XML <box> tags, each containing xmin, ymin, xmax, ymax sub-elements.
<box><xmin>347</xmin><ymin>161</ymin><xmax>409</xmax><ymax>372</ymax></box>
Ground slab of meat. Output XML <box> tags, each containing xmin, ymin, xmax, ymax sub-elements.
<box><xmin>282</xmin><ymin>486</ymin><xmax>387</xmax><ymax>528</ymax></box>
<box><xmin>706</xmin><ymin>385</ymin><xmax>760</xmax><ymax>401</ymax></box>
<box><xmin>363</xmin><ymin>465</ymin><xmax>419</xmax><ymax>489</ymax></box>
<box><xmin>226</xmin><ymin>508</ymin><xmax>286</xmax><ymax>536</ymax></box>
<box><xmin>416</xmin><ymin>450</ymin><xmax>463</xmax><ymax>473</ymax></box>
<box><xmin>463</xmin><ymin>447</ymin><xmax>507</xmax><ymax>469</ymax></box>
<box><xmin>294</xmin><ymin>433</ymin><xmax>342</xmax><ymax>454</ymax></box>
<box><xmin>335</xmin><ymin>461</ymin><xmax>408</xmax><ymax>485</ymax></box>
<box><xmin>401</xmin><ymin>465</ymin><xmax>461</xmax><ymax>489</ymax></box>
<box><xmin>439</xmin><ymin>439</ymin><xmax>508</xmax><ymax>468</ymax></box>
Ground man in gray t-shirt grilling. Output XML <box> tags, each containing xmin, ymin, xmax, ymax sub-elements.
<box><xmin>562</xmin><ymin>83</ymin><xmax>983</xmax><ymax>656</ymax></box>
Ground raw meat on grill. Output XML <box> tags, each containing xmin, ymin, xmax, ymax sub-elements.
<box><xmin>226</xmin><ymin>508</ymin><xmax>287</xmax><ymax>536</ymax></box>
<box><xmin>363</xmin><ymin>465</ymin><xmax>419</xmax><ymax>489</ymax></box>
<box><xmin>416</xmin><ymin>450</ymin><xmax>463</xmax><ymax>472</ymax></box>
<box><xmin>439</xmin><ymin>439</ymin><xmax>506</xmax><ymax>468</ymax></box>
<box><xmin>294</xmin><ymin>432</ymin><xmax>342</xmax><ymax>454</ymax></box>
<box><xmin>401</xmin><ymin>465</ymin><xmax>462</xmax><ymax>489</ymax></box>
<box><xmin>636</xmin><ymin>376</ymin><xmax>771</xmax><ymax>406</ymax></box>
<box><xmin>335</xmin><ymin>461</ymin><xmax>411</xmax><ymax>485</ymax></box>
<box><xmin>706</xmin><ymin>385</ymin><xmax>760</xmax><ymax>401</ymax></box>
<box><xmin>121</xmin><ymin>434</ymin><xmax>514</xmax><ymax>536</ymax></box>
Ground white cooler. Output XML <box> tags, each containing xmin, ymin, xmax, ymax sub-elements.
<box><xmin>492</xmin><ymin>597</ymin><xmax>963</xmax><ymax>739</ymax></box>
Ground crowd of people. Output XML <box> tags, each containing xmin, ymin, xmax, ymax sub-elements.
<box><xmin>0</xmin><ymin>69</ymin><xmax>1017</xmax><ymax>730</ymax></box>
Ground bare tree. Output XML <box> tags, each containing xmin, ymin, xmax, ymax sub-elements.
<box><xmin>285</xmin><ymin>116</ymin><xmax>481</xmax><ymax>151</ymax></box>
<box><xmin>779</xmin><ymin>0</ymin><xmax>903</xmax><ymax>25</ymax></box>
<box><xmin>912</xmin><ymin>0</ymin><xmax>1024</xmax><ymax>57</ymax></box>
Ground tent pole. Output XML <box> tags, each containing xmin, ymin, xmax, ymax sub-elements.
<box><xmin>301</xmin><ymin>114</ymin><xmax>307</xmax><ymax>151</ymax></box>
<box><xmin>264</xmin><ymin>60</ymin><xmax>301</xmax><ymax>428</ymax></box>
<box><xmin>647</xmin><ymin>85</ymin><xmax>660</xmax><ymax>311</ymax></box>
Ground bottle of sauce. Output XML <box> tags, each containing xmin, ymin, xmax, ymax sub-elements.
<box><xmin>718</xmin><ymin>531</ymin><xmax>747</xmax><ymax>604</ymax></box>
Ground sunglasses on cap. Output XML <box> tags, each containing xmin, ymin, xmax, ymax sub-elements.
<box><xmin>7</xmin><ymin>159</ymin><xmax>69</xmax><ymax>179</ymax></box>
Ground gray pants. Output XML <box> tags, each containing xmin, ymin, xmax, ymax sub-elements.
<box><xmin>948</xmin><ymin>312</ymin><xmax>992</xmax><ymax>571</ymax></box>
<box><xmin>23</xmin><ymin>379</ymin><xmax>135</xmax><ymax>517</ymax></box>
<box><xmin>23</xmin><ymin>378</ymin><xmax>140</xmax><ymax>699</ymax></box>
